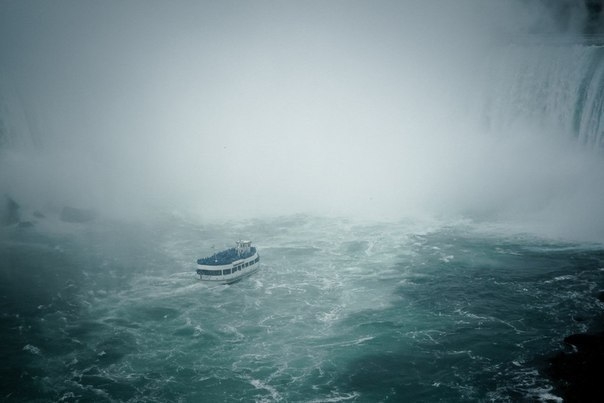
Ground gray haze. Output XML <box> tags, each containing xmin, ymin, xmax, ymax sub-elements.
<box><xmin>1</xmin><ymin>0</ymin><xmax>603</xmax><ymax>240</ymax></box>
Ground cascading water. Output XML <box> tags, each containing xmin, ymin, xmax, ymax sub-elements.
<box><xmin>478</xmin><ymin>41</ymin><xmax>604</xmax><ymax>148</ymax></box>
<box><xmin>0</xmin><ymin>81</ymin><xmax>35</xmax><ymax>152</ymax></box>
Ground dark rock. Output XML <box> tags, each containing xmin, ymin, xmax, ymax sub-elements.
<box><xmin>547</xmin><ymin>331</ymin><xmax>604</xmax><ymax>402</ymax></box>
<box><xmin>597</xmin><ymin>290</ymin><xmax>604</xmax><ymax>303</ymax></box>
<box><xmin>564</xmin><ymin>332</ymin><xmax>604</xmax><ymax>351</ymax></box>
<box><xmin>585</xmin><ymin>0</ymin><xmax>603</xmax><ymax>16</ymax></box>
<box><xmin>2</xmin><ymin>195</ymin><xmax>20</xmax><ymax>225</ymax></box>
<box><xmin>585</xmin><ymin>0</ymin><xmax>604</xmax><ymax>35</ymax></box>
<box><xmin>60</xmin><ymin>206</ymin><xmax>97</xmax><ymax>223</ymax></box>
<box><xmin>33</xmin><ymin>211</ymin><xmax>45</xmax><ymax>219</ymax></box>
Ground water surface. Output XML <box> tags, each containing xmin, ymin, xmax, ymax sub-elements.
<box><xmin>2</xmin><ymin>215</ymin><xmax>603</xmax><ymax>402</ymax></box>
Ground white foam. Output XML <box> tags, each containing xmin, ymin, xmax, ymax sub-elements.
<box><xmin>22</xmin><ymin>344</ymin><xmax>41</xmax><ymax>355</ymax></box>
<box><xmin>440</xmin><ymin>254</ymin><xmax>455</xmax><ymax>263</ymax></box>
<box><xmin>528</xmin><ymin>387</ymin><xmax>563</xmax><ymax>403</ymax></box>
<box><xmin>307</xmin><ymin>391</ymin><xmax>360</xmax><ymax>402</ymax></box>
<box><xmin>249</xmin><ymin>378</ymin><xmax>281</xmax><ymax>402</ymax></box>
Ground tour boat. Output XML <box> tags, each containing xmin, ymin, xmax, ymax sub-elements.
<box><xmin>196</xmin><ymin>241</ymin><xmax>260</xmax><ymax>284</ymax></box>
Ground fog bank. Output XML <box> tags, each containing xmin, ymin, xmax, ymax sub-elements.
<box><xmin>1</xmin><ymin>1</ymin><xmax>603</xmax><ymax>241</ymax></box>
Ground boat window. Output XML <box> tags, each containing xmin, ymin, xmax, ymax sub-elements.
<box><xmin>200</xmin><ymin>269</ymin><xmax>221</xmax><ymax>276</ymax></box>
<box><xmin>223</xmin><ymin>269</ymin><xmax>231</xmax><ymax>275</ymax></box>
<box><xmin>255</xmin><ymin>257</ymin><xmax>259</xmax><ymax>263</ymax></box>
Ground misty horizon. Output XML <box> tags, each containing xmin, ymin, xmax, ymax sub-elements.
<box><xmin>1</xmin><ymin>0</ymin><xmax>604</xmax><ymax>241</ymax></box>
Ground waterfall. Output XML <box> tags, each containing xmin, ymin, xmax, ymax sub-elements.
<box><xmin>478</xmin><ymin>41</ymin><xmax>604</xmax><ymax>149</ymax></box>
<box><xmin>0</xmin><ymin>80</ymin><xmax>35</xmax><ymax>152</ymax></box>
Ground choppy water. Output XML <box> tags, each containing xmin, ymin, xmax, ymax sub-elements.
<box><xmin>2</xmin><ymin>215</ymin><xmax>604</xmax><ymax>402</ymax></box>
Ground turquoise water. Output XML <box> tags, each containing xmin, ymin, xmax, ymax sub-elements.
<box><xmin>2</xmin><ymin>215</ymin><xmax>604</xmax><ymax>402</ymax></box>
